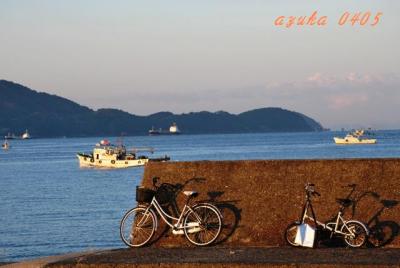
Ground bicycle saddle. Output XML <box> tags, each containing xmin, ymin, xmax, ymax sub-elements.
<box><xmin>336</xmin><ymin>198</ymin><xmax>352</xmax><ymax>207</ymax></box>
<box><xmin>183</xmin><ymin>191</ymin><xmax>198</xmax><ymax>197</ymax></box>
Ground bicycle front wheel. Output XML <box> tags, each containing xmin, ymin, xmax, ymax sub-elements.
<box><xmin>341</xmin><ymin>221</ymin><xmax>368</xmax><ymax>248</ymax></box>
<box><xmin>184</xmin><ymin>204</ymin><xmax>222</xmax><ymax>246</ymax></box>
<box><xmin>120</xmin><ymin>207</ymin><xmax>156</xmax><ymax>247</ymax></box>
<box><xmin>284</xmin><ymin>222</ymin><xmax>301</xmax><ymax>247</ymax></box>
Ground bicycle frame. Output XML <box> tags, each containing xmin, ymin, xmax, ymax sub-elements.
<box><xmin>301</xmin><ymin>197</ymin><xmax>357</xmax><ymax>237</ymax></box>
<box><xmin>142</xmin><ymin>196</ymin><xmax>199</xmax><ymax>230</ymax></box>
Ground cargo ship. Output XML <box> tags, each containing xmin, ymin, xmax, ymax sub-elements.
<box><xmin>149</xmin><ymin>123</ymin><xmax>181</xmax><ymax>135</ymax></box>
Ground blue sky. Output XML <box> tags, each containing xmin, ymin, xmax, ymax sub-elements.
<box><xmin>0</xmin><ymin>1</ymin><xmax>399</xmax><ymax>129</ymax></box>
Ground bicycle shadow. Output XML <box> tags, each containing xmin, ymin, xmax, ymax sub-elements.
<box><xmin>319</xmin><ymin>184</ymin><xmax>399</xmax><ymax>248</ymax></box>
<box><xmin>204</xmin><ymin>191</ymin><xmax>242</xmax><ymax>244</ymax></box>
<box><xmin>365</xmin><ymin>199</ymin><xmax>399</xmax><ymax>247</ymax></box>
<box><xmin>146</xmin><ymin>177</ymin><xmax>241</xmax><ymax>246</ymax></box>
<box><xmin>348</xmin><ymin>188</ymin><xmax>399</xmax><ymax>248</ymax></box>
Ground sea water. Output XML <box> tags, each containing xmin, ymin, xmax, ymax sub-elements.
<box><xmin>1</xmin><ymin>131</ymin><xmax>400</xmax><ymax>262</ymax></box>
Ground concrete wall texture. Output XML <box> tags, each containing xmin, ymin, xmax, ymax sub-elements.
<box><xmin>141</xmin><ymin>159</ymin><xmax>400</xmax><ymax>248</ymax></box>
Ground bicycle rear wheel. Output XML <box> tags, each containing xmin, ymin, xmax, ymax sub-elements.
<box><xmin>184</xmin><ymin>204</ymin><xmax>222</xmax><ymax>246</ymax></box>
<box><xmin>341</xmin><ymin>221</ymin><xmax>368</xmax><ymax>248</ymax></box>
<box><xmin>284</xmin><ymin>222</ymin><xmax>301</xmax><ymax>247</ymax></box>
<box><xmin>120</xmin><ymin>207</ymin><xmax>156</xmax><ymax>247</ymax></box>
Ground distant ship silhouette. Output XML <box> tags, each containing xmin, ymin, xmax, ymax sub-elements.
<box><xmin>149</xmin><ymin>123</ymin><xmax>181</xmax><ymax>135</ymax></box>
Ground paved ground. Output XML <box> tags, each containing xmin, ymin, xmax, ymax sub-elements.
<box><xmin>51</xmin><ymin>247</ymin><xmax>400</xmax><ymax>267</ymax></box>
<box><xmin>3</xmin><ymin>247</ymin><xmax>400</xmax><ymax>268</ymax></box>
<box><xmin>0</xmin><ymin>251</ymin><xmax>99</xmax><ymax>268</ymax></box>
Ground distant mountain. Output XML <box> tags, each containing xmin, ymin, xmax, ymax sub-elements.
<box><xmin>0</xmin><ymin>80</ymin><xmax>323</xmax><ymax>137</ymax></box>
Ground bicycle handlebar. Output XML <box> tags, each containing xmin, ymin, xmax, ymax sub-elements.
<box><xmin>151</xmin><ymin>177</ymin><xmax>184</xmax><ymax>196</ymax></box>
<box><xmin>305</xmin><ymin>182</ymin><xmax>320</xmax><ymax>197</ymax></box>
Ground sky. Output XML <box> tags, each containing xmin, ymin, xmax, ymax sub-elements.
<box><xmin>0</xmin><ymin>0</ymin><xmax>399</xmax><ymax>129</ymax></box>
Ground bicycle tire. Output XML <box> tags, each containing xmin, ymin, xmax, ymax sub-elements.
<box><xmin>284</xmin><ymin>222</ymin><xmax>301</xmax><ymax>247</ymax></box>
<box><xmin>341</xmin><ymin>221</ymin><xmax>368</xmax><ymax>248</ymax></box>
<box><xmin>120</xmin><ymin>207</ymin><xmax>157</xmax><ymax>247</ymax></box>
<box><xmin>184</xmin><ymin>204</ymin><xmax>222</xmax><ymax>246</ymax></box>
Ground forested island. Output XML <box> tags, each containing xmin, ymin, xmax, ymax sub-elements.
<box><xmin>0</xmin><ymin>80</ymin><xmax>323</xmax><ymax>138</ymax></box>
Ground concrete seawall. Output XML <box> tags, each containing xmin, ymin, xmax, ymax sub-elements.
<box><xmin>8</xmin><ymin>158</ymin><xmax>400</xmax><ymax>267</ymax></box>
<box><xmin>142</xmin><ymin>159</ymin><xmax>400</xmax><ymax>248</ymax></box>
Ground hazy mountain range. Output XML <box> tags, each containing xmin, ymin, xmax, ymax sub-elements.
<box><xmin>0</xmin><ymin>80</ymin><xmax>323</xmax><ymax>138</ymax></box>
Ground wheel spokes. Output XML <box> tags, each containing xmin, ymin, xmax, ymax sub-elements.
<box><xmin>184</xmin><ymin>206</ymin><xmax>221</xmax><ymax>246</ymax></box>
<box><xmin>343</xmin><ymin>223</ymin><xmax>366</xmax><ymax>247</ymax></box>
<box><xmin>120</xmin><ymin>208</ymin><xmax>155</xmax><ymax>247</ymax></box>
<box><xmin>131</xmin><ymin>212</ymin><xmax>153</xmax><ymax>244</ymax></box>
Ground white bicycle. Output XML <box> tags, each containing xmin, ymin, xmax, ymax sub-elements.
<box><xmin>285</xmin><ymin>183</ymin><xmax>369</xmax><ymax>248</ymax></box>
<box><xmin>120</xmin><ymin>177</ymin><xmax>222</xmax><ymax>247</ymax></box>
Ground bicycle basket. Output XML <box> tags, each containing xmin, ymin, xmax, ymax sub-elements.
<box><xmin>155</xmin><ymin>185</ymin><xmax>174</xmax><ymax>205</ymax></box>
<box><xmin>136</xmin><ymin>186</ymin><xmax>156</xmax><ymax>203</ymax></box>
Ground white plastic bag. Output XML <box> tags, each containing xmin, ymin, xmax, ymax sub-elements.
<box><xmin>295</xmin><ymin>223</ymin><xmax>315</xmax><ymax>248</ymax></box>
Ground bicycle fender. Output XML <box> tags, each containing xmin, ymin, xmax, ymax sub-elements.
<box><xmin>345</xmin><ymin>220</ymin><xmax>370</xmax><ymax>235</ymax></box>
<box><xmin>193</xmin><ymin>203</ymin><xmax>223</xmax><ymax>219</ymax></box>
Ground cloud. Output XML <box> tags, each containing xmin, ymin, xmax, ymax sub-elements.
<box><xmin>327</xmin><ymin>94</ymin><xmax>369</xmax><ymax>109</ymax></box>
<box><xmin>262</xmin><ymin>72</ymin><xmax>400</xmax><ymax>128</ymax></box>
<box><xmin>109</xmin><ymin>71</ymin><xmax>399</xmax><ymax>129</ymax></box>
<box><xmin>306</xmin><ymin>72</ymin><xmax>337</xmax><ymax>86</ymax></box>
<box><xmin>304</xmin><ymin>72</ymin><xmax>391</xmax><ymax>88</ymax></box>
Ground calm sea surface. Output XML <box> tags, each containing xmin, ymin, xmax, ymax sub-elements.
<box><xmin>1</xmin><ymin>131</ymin><xmax>400</xmax><ymax>262</ymax></box>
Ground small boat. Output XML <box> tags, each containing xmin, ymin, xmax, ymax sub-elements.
<box><xmin>77</xmin><ymin>140</ymin><xmax>170</xmax><ymax>168</ymax></box>
<box><xmin>4</xmin><ymin>133</ymin><xmax>17</xmax><ymax>140</ymax></box>
<box><xmin>334</xmin><ymin>129</ymin><xmax>377</xmax><ymax>144</ymax></box>
<box><xmin>2</xmin><ymin>140</ymin><xmax>10</xmax><ymax>150</ymax></box>
<box><xmin>148</xmin><ymin>126</ymin><xmax>162</xmax><ymax>135</ymax></box>
<box><xmin>21</xmin><ymin>129</ymin><xmax>31</xmax><ymax>139</ymax></box>
<box><xmin>149</xmin><ymin>123</ymin><xmax>181</xmax><ymax>135</ymax></box>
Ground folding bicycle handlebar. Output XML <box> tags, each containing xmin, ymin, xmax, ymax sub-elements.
<box><xmin>305</xmin><ymin>182</ymin><xmax>321</xmax><ymax>197</ymax></box>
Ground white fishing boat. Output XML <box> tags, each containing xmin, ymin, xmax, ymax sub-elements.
<box><xmin>21</xmin><ymin>129</ymin><xmax>31</xmax><ymax>139</ymax></box>
<box><xmin>334</xmin><ymin>129</ymin><xmax>377</xmax><ymax>144</ymax></box>
<box><xmin>77</xmin><ymin>140</ymin><xmax>170</xmax><ymax>168</ymax></box>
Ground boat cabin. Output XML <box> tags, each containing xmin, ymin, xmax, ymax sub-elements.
<box><xmin>93</xmin><ymin>145</ymin><xmax>135</xmax><ymax>161</ymax></box>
